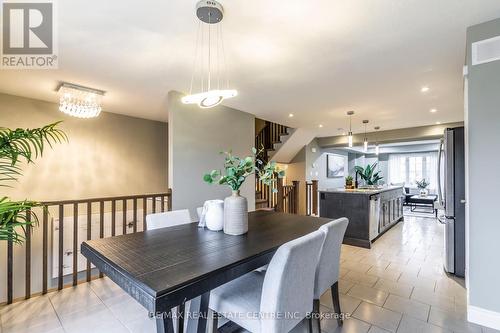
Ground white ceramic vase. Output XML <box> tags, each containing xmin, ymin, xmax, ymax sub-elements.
<box><xmin>223</xmin><ymin>190</ymin><xmax>248</xmax><ymax>235</ymax></box>
<box><xmin>200</xmin><ymin>200</ymin><xmax>224</xmax><ymax>231</ymax></box>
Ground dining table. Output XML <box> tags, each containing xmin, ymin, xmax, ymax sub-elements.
<box><xmin>81</xmin><ymin>210</ymin><xmax>331</xmax><ymax>333</ymax></box>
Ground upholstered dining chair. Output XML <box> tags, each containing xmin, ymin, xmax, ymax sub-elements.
<box><xmin>312</xmin><ymin>218</ymin><xmax>349</xmax><ymax>329</ymax></box>
<box><xmin>145</xmin><ymin>209</ymin><xmax>192</xmax><ymax>230</ymax></box>
<box><xmin>209</xmin><ymin>230</ymin><xmax>326</xmax><ymax>333</ymax></box>
<box><xmin>145</xmin><ymin>208</ymin><xmax>194</xmax><ymax>333</ymax></box>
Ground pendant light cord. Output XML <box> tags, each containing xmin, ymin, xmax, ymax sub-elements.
<box><xmin>208</xmin><ymin>11</ymin><xmax>211</xmax><ymax>91</ymax></box>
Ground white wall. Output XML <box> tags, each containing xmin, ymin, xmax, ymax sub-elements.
<box><xmin>168</xmin><ymin>91</ymin><xmax>255</xmax><ymax>217</ymax></box>
<box><xmin>305</xmin><ymin>139</ymin><xmax>348</xmax><ymax>189</ymax></box>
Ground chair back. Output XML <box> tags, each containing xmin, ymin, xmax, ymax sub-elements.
<box><xmin>313</xmin><ymin>218</ymin><xmax>349</xmax><ymax>299</ymax></box>
<box><xmin>260</xmin><ymin>230</ymin><xmax>326</xmax><ymax>333</ymax></box>
<box><xmin>146</xmin><ymin>209</ymin><xmax>192</xmax><ymax>230</ymax></box>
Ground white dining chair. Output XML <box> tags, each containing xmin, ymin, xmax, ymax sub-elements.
<box><xmin>312</xmin><ymin>218</ymin><xmax>349</xmax><ymax>329</ymax></box>
<box><xmin>145</xmin><ymin>208</ymin><xmax>194</xmax><ymax>333</ymax></box>
<box><xmin>146</xmin><ymin>209</ymin><xmax>192</xmax><ymax>230</ymax></box>
<box><xmin>209</xmin><ymin>230</ymin><xmax>326</xmax><ymax>333</ymax></box>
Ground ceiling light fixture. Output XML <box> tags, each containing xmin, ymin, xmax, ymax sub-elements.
<box><xmin>362</xmin><ymin>120</ymin><xmax>369</xmax><ymax>152</ymax></box>
<box><xmin>318</xmin><ymin>124</ymin><xmax>323</xmax><ymax>128</ymax></box>
<box><xmin>289</xmin><ymin>113</ymin><xmax>294</xmax><ymax>118</ymax></box>
<box><xmin>430</xmin><ymin>108</ymin><xmax>437</xmax><ymax>113</ymax></box>
<box><xmin>421</xmin><ymin>86</ymin><xmax>430</xmax><ymax>93</ymax></box>
<box><xmin>436</xmin><ymin>121</ymin><xmax>442</xmax><ymax>125</ymax></box>
<box><xmin>57</xmin><ymin>83</ymin><xmax>104</xmax><ymax>119</ymax></box>
<box><xmin>182</xmin><ymin>0</ymin><xmax>237</xmax><ymax>109</ymax></box>
<box><xmin>374</xmin><ymin>126</ymin><xmax>380</xmax><ymax>155</ymax></box>
<box><xmin>347</xmin><ymin>111</ymin><xmax>355</xmax><ymax>148</ymax></box>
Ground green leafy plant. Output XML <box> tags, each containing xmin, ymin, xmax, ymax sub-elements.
<box><xmin>416</xmin><ymin>179</ymin><xmax>430</xmax><ymax>189</ymax></box>
<box><xmin>354</xmin><ymin>162</ymin><xmax>383</xmax><ymax>185</ymax></box>
<box><xmin>203</xmin><ymin>147</ymin><xmax>285</xmax><ymax>192</ymax></box>
<box><xmin>0</xmin><ymin>122</ymin><xmax>67</xmax><ymax>243</ymax></box>
<box><xmin>345</xmin><ymin>175</ymin><xmax>353</xmax><ymax>185</ymax></box>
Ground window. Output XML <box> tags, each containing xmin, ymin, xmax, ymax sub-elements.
<box><xmin>388</xmin><ymin>152</ymin><xmax>439</xmax><ymax>192</ymax></box>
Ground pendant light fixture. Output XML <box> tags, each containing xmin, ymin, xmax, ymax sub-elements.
<box><xmin>57</xmin><ymin>83</ymin><xmax>104</xmax><ymax>118</ymax></box>
<box><xmin>362</xmin><ymin>120</ymin><xmax>369</xmax><ymax>152</ymax></box>
<box><xmin>347</xmin><ymin>111</ymin><xmax>355</xmax><ymax>147</ymax></box>
<box><xmin>182</xmin><ymin>0</ymin><xmax>237</xmax><ymax>109</ymax></box>
<box><xmin>374</xmin><ymin>126</ymin><xmax>380</xmax><ymax>155</ymax></box>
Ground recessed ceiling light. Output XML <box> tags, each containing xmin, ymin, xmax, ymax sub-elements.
<box><xmin>430</xmin><ymin>108</ymin><xmax>437</xmax><ymax>113</ymax></box>
<box><xmin>421</xmin><ymin>86</ymin><xmax>430</xmax><ymax>93</ymax></box>
<box><xmin>318</xmin><ymin>124</ymin><xmax>323</xmax><ymax>128</ymax></box>
<box><xmin>289</xmin><ymin>113</ymin><xmax>294</xmax><ymax>117</ymax></box>
<box><xmin>436</xmin><ymin>121</ymin><xmax>441</xmax><ymax>125</ymax></box>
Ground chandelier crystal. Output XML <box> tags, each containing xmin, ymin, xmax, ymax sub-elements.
<box><xmin>182</xmin><ymin>0</ymin><xmax>237</xmax><ymax>109</ymax></box>
<box><xmin>58</xmin><ymin>83</ymin><xmax>104</xmax><ymax>118</ymax></box>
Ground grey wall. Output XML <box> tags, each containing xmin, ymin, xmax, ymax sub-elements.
<box><xmin>168</xmin><ymin>91</ymin><xmax>255</xmax><ymax>217</ymax></box>
<box><xmin>305</xmin><ymin>139</ymin><xmax>349</xmax><ymax>189</ymax></box>
<box><xmin>466</xmin><ymin>18</ymin><xmax>500</xmax><ymax>317</ymax></box>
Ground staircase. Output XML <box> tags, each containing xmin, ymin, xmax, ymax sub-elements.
<box><xmin>255</xmin><ymin>120</ymin><xmax>292</xmax><ymax>209</ymax></box>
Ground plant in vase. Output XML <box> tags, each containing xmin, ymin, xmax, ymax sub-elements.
<box><xmin>345</xmin><ymin>175</ymin><xmax>354</xmax><ymax>189</ymax></box>
<box><xmin>203</xmin><ymin>147</ymin><xmax>285</xmax><ymax>235</ymax></box>
<box><xmin>354</xmin><ymin>162</ymin><xmax>383</xmax><ymax>186</ymax></box>
<box><xmin>416</xmin><ymin>179</ymin><xmax>430</xmax><ymax>197</ymax></box>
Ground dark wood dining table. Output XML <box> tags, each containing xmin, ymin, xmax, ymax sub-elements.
<box><xmin>81</xmin><ymin>210</ymin><xmax>331</xmax><ymax>333</ymax></box>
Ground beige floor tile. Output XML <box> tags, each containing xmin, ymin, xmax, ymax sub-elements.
<box><xmin>397</xmin><ymin>315</ymin><xmax>451</xmax><ymax>333</ymax></box>
<box><xmin>428</xmin><ymin>307</ymin><xmax>482</xmax><ymax>333</ymax></box>
<box><xmin>410</xmin><ymin>287</ymin><xmax>455</xmax><ymax>314</ymax></box>
<box><xmin>366</xmin><ymin>267</ymin><xmax>402</xmax><ymax>282</ymax></box>
<box><xmin>398</xmin><ymin>273</ymin><xmax>437</xmax><ymax>290</ymax></box>
<box><xmin>49</xmin><ymin>283</ymin><xmax>102</xmax><ymax>316</ymax></box>
<box><xmin>321</xmin><ymin>317</ymin><xmax>371</xmax><ymax>333</ymax></box>
<box><xmin>353</xmin><ymin>302</ymin><xmax>402</xmax><ymax>332</ymax></box>
<box><xmin>321</xmin><ymin>293</ymin><xmax>362</xmax><ymax>315</ymax></box>
<box><xmin>342</xmin><ymin>261</ymin><xmax>373</xmax><ymax>274</ymax></box>
<box><xmin>59</xmin><ymin>303</ymin><xmax>129</xmax><ymax>333</ymax></box>
<box><xmin>347</xmin><ymin>285</ymin><xmax>389</xmax><ymax>306</ymax></box>
<box><xmin>122</xmin><ymin>316</ymin><xmax>156</xmax><ymax>333</ymax></box>
<box><xmin>339</xmin><ymin>279</ymin><xmax>356</xmax><ymax>294</ymax></box>
<box><xmin>368</xmin><ymin>326</ymin><xmax>391</xmax><ymax>333</ymax></box>
<box><xmin>343</xmin><ymin>271</ymin><xmax>379</xmax><ymax>287</ymax></box>
<box><xmin>383</xmin><ymin>294</ymin><xmax>430</xmax><ymax>321</ymax></box>
<box><xmin>373</xmin><ymin>279</ymin><xmax>413</xmax><ymax>298</ymax></box>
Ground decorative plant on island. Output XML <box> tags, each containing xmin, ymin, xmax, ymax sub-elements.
<box><xmin>354</xmin><ymin>162</ymin><xmax>383</xmax><ymax>186</ymax></box>
<box><xmin>0</xmin><ymin>122</ymin><xmax>67</xmax><ymax>244</ymax></box>
<box><xmin>416</xmin><ymin>179</ymin><xmax>430</xmax><ymax>197</ymax></box>
<box><xmin>345</xmin><ymin>175</ymin><xmax>354</xmax><ymax>189</ymax></box>
<box><xmin>203</xmin><ymin>147</ymin><xmax>285</xmax><ymax>235</ymax></box>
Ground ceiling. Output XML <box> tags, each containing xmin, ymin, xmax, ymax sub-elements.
<box><xmin>1</xmin><ymin>0</ymin><xmax>500</xmax><ymax>135</ymax></box>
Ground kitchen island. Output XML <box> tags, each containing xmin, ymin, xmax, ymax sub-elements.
<box><xmin>319</xmin><ymin>186</ymin><xmax>405</xmax><ymax>248</ymax></box>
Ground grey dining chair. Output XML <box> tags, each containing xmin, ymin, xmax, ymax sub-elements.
<box><xmin>209</xmin><ymin>230</ymin><xmax>326</xmax><ymax>333</ymax></box>
<box><xmin>146</xmin><ymin>209</ymin><xmax>191</xmax><ymax>230</ymax></box>
<box><xmin>312</xmin><ymin>218</ymin><xmax>349</xmax><ymax>329</ymax></box>
<box><xmin>145</xmin><ymin>208</ymin><xmax>195</xmax><ymax>333</ymax></box>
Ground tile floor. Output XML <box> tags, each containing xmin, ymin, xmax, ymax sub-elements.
<box><xmin>0</xmin><ymin>214</ymin><xmax>497</xmax><ymax>333</ymax></box>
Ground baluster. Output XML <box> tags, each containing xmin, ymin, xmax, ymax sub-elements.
<box><xmin>111</xmin><ymin>200</ymin><xmax>116</xmax><ymax>237</ymax></box>
<box><xmin>58</xmin><ymin>204</ymin><xmax>64</xmax><ymax>290</ymax></box>
<box><xmin>42</xmin><ymin>208</ymin><xmax>48</xmax><ymax>294</ymax></box>
<box><xmin>122</xmin><ymin>199</ymin><xmax>127</xmax><ymax>235</ymax></box>
<box><xmin>86</xmin><ymin>202</ymin><xmax>92</xmax><ymax>282</ymax></box>
<box><xmin>143</xmin><ymin>198</ymin><xmax>148</xmax><ymax>230</ymax></box>
<box><xmin>133</xmin><ymin>198</ymin><xmax>137</xmax><ymax>233</ymax></box>
<box><xmin>152</xmin><ymin>196</ymin><xmax>157</xmax><ymax>213</ymax></box>
<box><xmin>312</xmin><ymin>180</ymin><xmax>318</xmax><ymax>216</ymax></box>
<box><xmin>99</xmin><ymin>201</ymin><xmax>104</xmax><ymax>278</ymax></box>
<box><xmin>25</xmin><ymin>209</ymin><xmax>31</xmax><ymax>299</ymax></box>
<box><xmin>73</xmin><ymin>203</ymin><xmax>78</xmax><ymax>286</ymax></box>
<box><xmin>161</xmin><ymin>195</ymin><xmax>165</xmax><ymax>212</ymax></box>
<box><xmin>7</xmin><ymin>228</ymin><xmax>13</xmax><ymax>304</ymax></box>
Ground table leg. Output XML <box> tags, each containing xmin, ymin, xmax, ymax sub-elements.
<box><xmin>197</xmin><ymin>292</ymin><xmax>210</xmax><ymax>333</ymax></box>
<box><xmin>156</xmin><ymin>310</ymin><xmax>174</xmax><ymax>333</ymax></box>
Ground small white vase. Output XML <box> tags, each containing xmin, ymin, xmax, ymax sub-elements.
<box><xmin>200</xmin><ymin>200</ymin><xmax>224</xmax><ymax>231</ymax></box>
<box><xmin>420</xmin><ymin>189</ymin><xmax>428</xmax><ymax>197</ymax></box>
<box><xmin>223</xmin><ymin>190</ymin><xmax>248</xmax><ymax>235</ymax></box>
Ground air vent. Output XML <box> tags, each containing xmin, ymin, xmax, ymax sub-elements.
<box><xmin>472</xmin><ymin>35</ymin><xmax>500</xmax><ymax>65</ymax></box>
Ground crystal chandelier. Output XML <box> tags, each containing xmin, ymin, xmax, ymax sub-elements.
<box><xmin>182</xmin><ymin>0</ymin><xmax>237</xmax><ymax>109</ymax></box>
<box><xmin>58</xmin><ymin>83</ymin><xmax>104</xmax><ymax>118</ymax></box>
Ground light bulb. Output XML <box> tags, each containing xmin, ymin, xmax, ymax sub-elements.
<box><xmin>348</xmin><ymin>132</ymin><xmax>353</xmax><ymax>148</ymax></box>
<box><xmin>364</xmin><ymin>139</ymin><xmax>368</xmax><ymax>152</ymax></box>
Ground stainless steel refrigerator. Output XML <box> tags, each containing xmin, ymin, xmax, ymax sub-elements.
<box><xmin>438</xmin><ymin>127</ymin><xmax>465</xmax><ymax>277</ymax></box>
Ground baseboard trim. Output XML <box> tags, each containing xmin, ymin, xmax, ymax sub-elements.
<box><xmin>468</xmin><ymin>305</ymin><xmax>500</xmax><ymax>330</ymax></box>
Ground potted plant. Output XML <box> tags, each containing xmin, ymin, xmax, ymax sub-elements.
<box><xmin>1</xmin><ymin>122</ymin><xmax>66</xmax><ymax>244</ymax></box>
<box><xmin>203</xmin><ymin>148</ymin><xmax>284</xmax><ymax>235</ymax></box>
<box><xmin>345</xmin><ymin>175</ymin><xmax>354</xmax><ymax>189</ymax></box>
<box><xmin>354</xmin><ymin>162</ymin><xmax>383</xmax><ymax>187</ymax></box>
<box><xmin>416</xmin><ymin>179</ymin><xmax>430</xmax><ymax>197</ymax></box>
